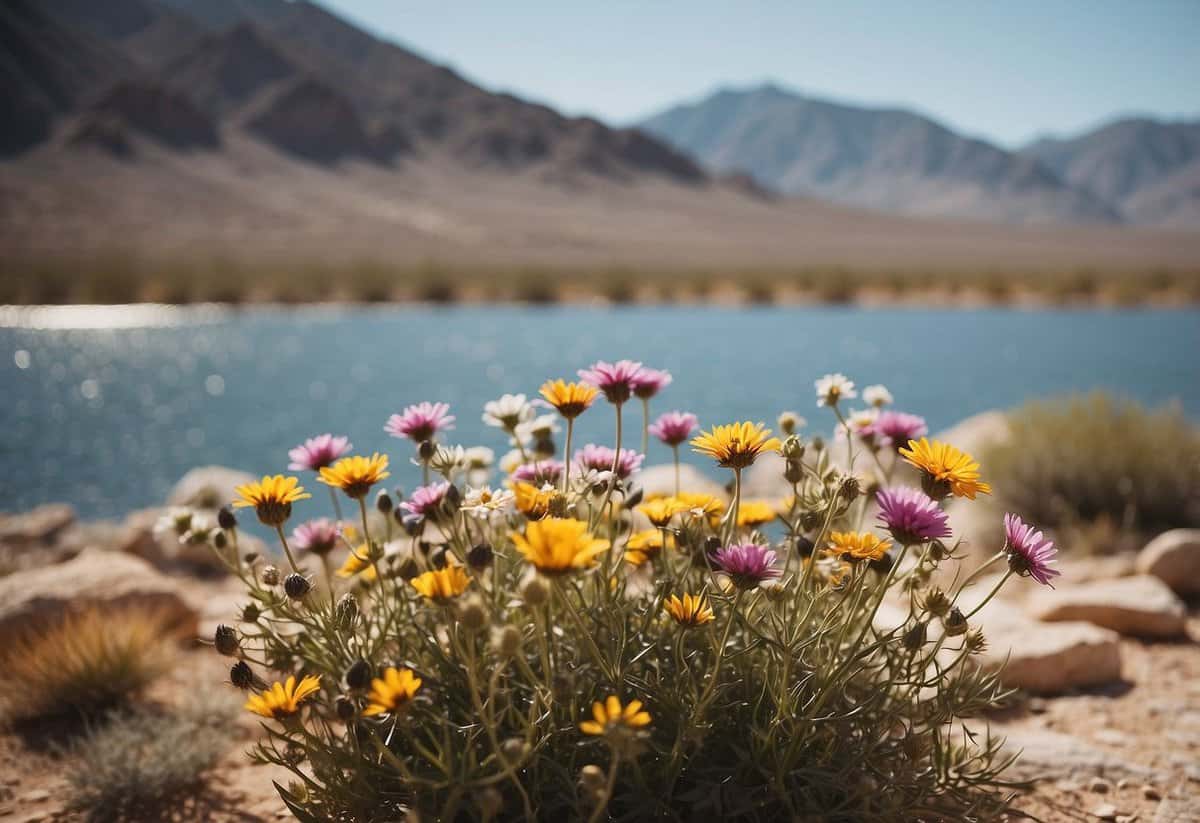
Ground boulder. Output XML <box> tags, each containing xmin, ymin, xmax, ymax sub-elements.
<box><xmin>117</xmin><ymin>507</ymin><xmax>168</xmax><ymax>563</ymax></box>
<box><xmin>999</xmin><ymin>727</ymin><xmax>1155</xmax><ymax>782</ymax></box>
<box><xmin>638</xmin><ymin>463</ymin><xmax>727</xmax><ymax>500</ymax></box>
<box><xmin>168</xmin><ymin>466</ymin><xmax>255</xmax><ymax>509</ymax></box>
<box><xmin>0</xmin><ymin>503</ymin><xmax>76</xmax><ymax>546</ymax></box>
<box><xmin>0</xmin><ymin>549</ymin><xmax>198</xmax><ymax>644</ymax></box>
<box><xmin>1027</xmin><ymin>575</ymin><xmax>1187</xmax><ymax>638</ymax></box>
<box><xmin>932</xmin><ymin>410</ymin><xmax>1012</xmax><ymax>457</ymax></box>
<box><xmin>981</xmin><ymin>617</ymin><xmax>1122</xmax><ymax>694</ymax></box>
<box><xmin>1137</xmin><ymin>529</ymin><xmax>1200</xmax><ymax>596</ymax></box>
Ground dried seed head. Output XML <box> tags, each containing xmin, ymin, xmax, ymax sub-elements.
<box><xmin>230</xmin><ymin>660</ymin><xmax>255</xmax><ymax>690</ymax></box>
<box><xmin>345</xmin><ymin>659</ymin><xmax>372</xmax><ymax>690</ymax></box>
<box><xmin>241</xmin><ymin>603</ymin><xmax>261</xmax><ymax>623</ymax></box>
<box><xmin>375</xmin><ymin>489</ymin><xmax>394</xmax><ymax>514</ymax></box>
<box><xmin>418</xmin><ymin>440</ymin><xmax>437</xmax><ymax>461</ymax></box>
<box><xmin>839</xmin><ymin>474</ymin><xmax>862</xmax><ymax>502</ymax></box>
<box><xmin>943</xmin><ymin>607</ymin><xmax>969</xmax><ymax>637</ymax></box>
<box><xmin>902</xmin><ymin>621</ymin><xmax>928</xmax><ymax>651</ymax></box>
<box><xmin>284</xmin><ymin>573</ymin><xmax>311</xmax><ymax>600</ymax></box>
<box><xmin>929</xmin><ymin>539</ymin><xmax>949</xmax><ymax>561</ymax></box>
<box><xmin>335</xmin><ymin>593</ymin><xmax>359</xmax><ymax>627</ymax></box>
<box><xmin>217</xmin><ymin>506</ymin><xmax>238</xmax><ymax>530</ymax></box>
<box><xmin>920</xmin><ymin>587</ymin><xmax>952</xmax><ymax>618</ymax></box>
<box><xmin>458</xmin><ymin>595</ymin><xmax>489</xmax><ymax>632</ymax></box>
<box><xmin>965</xmin><ymin>627</ymin><xmax>988</xmax><ymax>654</ymax></box>
<box><xmin>335</xmin><ymin>695</ymin><xmax>357</xmax><ymax>722</ymax></box>
<box><xmin>260</xmin><ymin>565</ymin><xmax>280</xmax><ymax>586</ymax></box>
<box><xmin>467</xmin><ymin>542</ymin><xmax>494</xmax><ymax>569</ymax></box>
<box><xmin>521</xmin><ymin>574</ymin><xmax>551</xmax><ymax>607</ymax></box>
<box><xmin>491</xmin><ymin>625</ymin><xmax>522</xmax><ymax>658</ymax></box>
<box><xmin>213</xmin><ymin>624</ymin><xmax>239</xmax><ymax>657</ymax></box>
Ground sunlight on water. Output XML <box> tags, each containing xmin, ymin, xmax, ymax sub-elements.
<box><xmin>0</xmin><ymin>304</ymin><xmax>229</xmax><ymax>330</ymax></box>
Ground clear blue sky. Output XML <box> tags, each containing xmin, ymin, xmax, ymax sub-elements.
<box><xmin>326</xmin><ymin>1</ymin><xmax>1199</xmax><ymax>147</ymax></box>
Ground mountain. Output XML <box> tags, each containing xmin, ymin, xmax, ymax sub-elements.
<box><xmin>638</xmin><ymin>84</ymin><xmax>1121</xmax><ymax>225</ymax></box>
<box><xmin>1021</xmin><ymin>117</ymin><xmax>1200</xmax><ymax>225</ymax></box>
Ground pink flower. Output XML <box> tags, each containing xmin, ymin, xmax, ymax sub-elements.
<box><xmin>1003</xmin><ymin>513</ymin><xmax>1060</xmax><ymax>587</ymax></box>
<box><xmin>400</xmin><ymin>482</ymin><xmax>452</xmax><ymax>525</ymax></box>
<box><xmin>574</xmin><ymin>444</ymin><xmax>644</xmax><ymax>480</ymax></box>
<box><xmin>288</xmin><ymin>434</ymin><xmax>352</xmax><ymax>471</ymax></box>
<box><xmin>864</xmin><ymin>411</ymin><xmax>928</xmax><ymax>449</ymax></box>
<box><xmin>631</xmin><ymin>367</ymin><xmax>672</xmax><ymax>400</ymax></box>
<box><xmin>710</xmin><ymin>543</ymin><xmax>782</xmax><ymax>589</ymax></box>
<box><xmin>290</xmin><ymin>518</ymin><xmax>341</xmax><ymax>556</ymax></box>
<box><xmin>512</xmin><ymin>459</ymin><xmax>565</xmax><ymax>486</ymax></box>
<box><xmin>578</xmin><ymin>360</ymin><xmax>644</xmax><ymax>405</ymax></box>
<box><xmin>648</xmin><ymin>411</ymin><xmax>699</xmax><ymax>447</ymax></box>
<box><xmin>875</xmin><ymin>487</ymin><xmax>950</xmax><ymax>545</ymax></box>
<box><xmin>385</xmin><ymin>402</ymin><xmax>455</xmax><ymax>442</ymax></box>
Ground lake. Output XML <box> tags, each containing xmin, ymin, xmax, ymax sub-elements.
<box><xmin>2</xmin><ymin>304</ymin><xmax>1198</xmax><ymax>519</ymax></box>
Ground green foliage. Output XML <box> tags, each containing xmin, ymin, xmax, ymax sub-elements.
<box><xmin>984</xmin><ymin>392</ymin><xmax>1200</xmax><ymax>534</ymax></box>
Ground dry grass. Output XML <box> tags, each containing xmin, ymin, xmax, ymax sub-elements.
<box><xmin>0</xmin><ymin>607</ymin><xmax>177</xmax><ymax>721</ymax></box>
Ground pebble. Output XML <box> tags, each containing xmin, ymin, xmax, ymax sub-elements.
<box><xmin>1141</xmin><ymin>785</ymin><xmax>1162</xmax><ymax>801</ymax></box>
<box><xmin>1092</xmin><ymin>804</ymin><xmax>1119</xmax><ymax>821</ymax></box>
<box><xmin>1096</xmin><ymin>729</ymin><xmax>1130</xmax><ymax>746</ymax></box>
<box><xmin>1117</xmin><ymin>778</ymin><xmax>1130</xmax><ymax>790</ymax></box>
<box><xmin>1091</xmin><ymin>777</ymin><xmax>1114</xmax><ymax>793</ymax></box>
<box><xmin>19</xmin><ymin>790</ymin><xmax>48</xmax><ymax>804</ymax></box>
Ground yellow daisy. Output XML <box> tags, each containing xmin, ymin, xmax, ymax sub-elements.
<box><xmin>319</xmin><ymin>453</ymin><xmax>390</xmax><ymax>500</ymax></box>
<box><xmin>899</xmin><ymin>438</ymin><xmax>992</xmax><ymax>500</ymax></box>
<box><xmin>244</xmin><ymin>674</ymin><xmax>321</xmax><ymax>719</ymax></box>
<box><xmin>511</xmin><ymin>517</ymin><xmax>609</xmax><ymax>575</ymax></box>
<box><xmin>363</xmin><ymin>667</ymin><xmax>422</xmax><ymax>717</ymax></box>
<box><xmin>736</xmin><ymin>500</ymin><xmax>777</xmax><ymax>528</ymax></box>
<box><xmin>337</xmin><ymin>545</ymin><xmax>378</xmax><ymax>581</ymax></box>
<box><xmin>410</xmin><ymin>565</ymin><xmax>471</xmax><ymax>601</ymax></box>
<box><xmin>513</xmin><ymin>481</ymin><xmax>556</xmax><ymax>519</ymax></box>
<box><xmin>691</xmin><ymin>422</ymin><xmax>781</xmax><ymax>469</ymax></box>
<box><xmin>829</xmin><ymin>531</ymin><xmax>892</xmax><ymax>562</ymax></box>
<box><xmin>624</xmin><ymin>529</ymin><xmax>673</xmax><ymax>566</ymax></box>
<box><xmin>233</xmin><ymin>475</ymin><xmax>311</xmax><ymax>527</ymax></box>
<box><xmin>539</xmin><ymin>379</ymin><xmax>599</xmax><ymax>419</ymax></box>
<box><xmin>637</xmin><ymin>498</ymin><xmax>688</xmax><ymax>527</ymax></box>
<box><xmin>579</xmin><ymin>695</ymin><xmax>652</xmax><ymax>736</ymax></box>
<box><xmin>672</xmin><ymin>492</ymin><xmax>726</xmax><ymax>526</ymax></box>
<box><xmin>664</xmin><ymin>593</ymin><xmax>715</xmax><ymax>627</ymax></box>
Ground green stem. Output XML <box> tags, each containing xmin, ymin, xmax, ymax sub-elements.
<box><xmin>562</xmin><ymin>417</ymin><xmax>575</xmax><ymax>495</ymax></box>
<box><xmin>671</xmin><ymin>445</ymin><xmax>680</xmax><ymax>496</ymax></box>
<box><xmin>274</xmin><ymin>525</ymin><xmax>300</xmax><ymax>573</ymax></box>
<box><xmin>640</xmin><ymin>397</ymin><xmax>650</xmax><ymax>457</ymax></box>
<box><xmin>587</xmin><ymin>749</ymin><xmax>621</xmax><ymax>823</ymax></box>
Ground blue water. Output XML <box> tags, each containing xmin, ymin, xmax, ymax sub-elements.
<box><xmin>2</xmin><ymin>304</ymin><xmax>1198</xmax><ymax>519</ymax></box>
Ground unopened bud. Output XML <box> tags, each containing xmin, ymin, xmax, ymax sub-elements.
<box><xmin>920</xmin><ymin>587</ymin><xmax>951</xmax><ymax>618</ymax></box>
<box><xmin>398</xmin><ymin>557</ymin><xmax>420</xmax><ymax>581</ymax></box>
<box><xmin>375</xmin><ymin>489</ymin><xmax>393</xmax><ymax>514</ymax></box>
<box><xmin>810</xmin><ymin>435</ymin><xmax>825</xmax><ymax>452</ymax></box>
<box><xmin>243</xmin><ymin>551</ymin><xmax>259</xmax><ymax>565</ymax></box>
<box><xmin>902</xmin><ymin>621</ymin><xmax>928</xmax><ymax>651</ymax></box>
<box><xmin>335</xmin><ymin>593</ymin><xmax>359</xmax><ymax>627</ymax></box>
<box><xmin>458</xmin><ymin>595</ymin><xmax>489</xmax><ymax>632</ymax></box>
<box><xmin>214</xmin><ymin>624</ymin><xmax>239</xmax><ymax>657</ymax></box>
<box><xmin>260</xmin><ymin>565</ymin><xmax>280</xmax><ymax>586</ymax></box>
<box><xmin>839</xmin><ymin>475</ymin><xmax>861</xmax><ymax>502</ymax></box>
<box><xmin>624</xmin><ymin>487</ymin><xmax>644</xmax><ymax>509</ymax></box>
<box><xmin>213</xmin><ymin>530</ymin><xmax>228</xmax><ymax>550</ymax></box>
<box><xmin>336</xmin><ymin>695</ymin><xmax>356</xmax><ymax>722</ymax></box>
<box><xmin>444</xmin><ymin>484</ymin><xmax>461</xmax><ymax>510</ymax></box>
<box><xmin>943</xmin><ymin>607</ymin><xmax>968</xmax><ymax>637</ymax></box>
<box><xmin>780</xmin><ymin>434</ymin><xmax>805</xmax><ymax>460</ymax></box>
<box><xmin>418</xmin><ymin>440</ymin><xmax>437</xmax><ymax>461</ymax></box>
<box><xmin>230</xmin><ymin>660</ymin><xmax>255</xmax><ymax>689</ymax></box>
<box><xmin>491</xmin><ymin>625</ymin><xmax>521</xmax><ymax>658</ymax></box>
<box><xmin>429</xmin><ymin>546</ymin><xmax>448</xmax><ymax>570</ymax></box>
<box><xmin>521</xmin><ymin>574</ymin><xmax>551</xmax><ymax>607</ymax></box>
<box><xmin>501</xmin><ymin>738</ymin><xmax>529</xmax><ymax>764</ymax></box>
<box><xmin>794</xmin><ymin>535</ymin><xmax>816</xmax><ymax>556</ymax></box>
<box><xmin>284</xmin><ymin>573</ymin><xmax>311</xmax><ymax>600</ymax></box>
<box><xmin>345</xmin><ymin>659</ymin><xmax>372</xmax><ymax>690</ymax></box>
<box><xmin>579</xmin><ymin>764</ymin><xmax>606</xmax><ymax>792</ymax></box>
<box><xmin>784</xmin><ymin>460</ymin><xmax>804</xmax><ymax>484</ymax></box>
<box><xmin>929</xmin><ymin>540</ymin><xmax>949</xmax><ymax>561</ymax></box>
<box><xmin>217</xmin><ymin>506</ymin><xmax>238</xmax><ymax>530</ymax></box>
<box><xmin>467</xmin><ymin>543</ymin><xmax>494</xmax><ymax>569</ymax></box>
<box><xmin>241</xmin><ymin>603</ymin><xmax>261</xmax><ymax>623</ymax></box>
<box><xmin>965</xmin><ymin>628</ymin><xmax>987</xmax><ymax>654</ymax></box>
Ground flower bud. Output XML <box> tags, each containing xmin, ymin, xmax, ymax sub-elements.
<box><xmin>794</xmin><ymin>535</ymin><xmax>816</xmax><ymax>556</ymax></box>
<box><xmin>214</xmin><ymin>624</ymin><xmax>240</xmax><ymax>657</ymax></box>
<box><xmin>703</xmin><ymin>536</ymin><xmax>722</xmax><ymax>555</ymax></box>
<box><xmin>336</xmin><ymin>695</ymin><xmax>357</xmax><ymax>722</ymax></box>
<box><xmin>491</xmin><ymin>625</ymin><xmax>522</xmax><ymax>658</ymax></box>
<box><xmin>213</xmin><ymin>530</ymin><xmax>228</xmax><ymax>550</ymax></box>
<box><xmin>965</xmin><ymin>628</ymin><xmax>988</xmax><ymax>654</ymax></box>
<box><xmin>521</xmin><ymin>573</ymin><xmax>551</xmax><ymax>607</ymax></box>
<box><xmin>458</xmin><ymin>595</ymin><xmax>489</xmax><ymax>632</ymax></box>
<box><xmin>869</xmin><ymin>551</ymin><xmax>894</xmax><ymax>575</ymax></box>
<box><xmin>929</xmin><ymin>540</ymin><xmax>949</xmax><ymax>561</ymax></box>
<box><xmin>241</xmin><ymin>603</ymin><xmax>261</xmax><ymax>623</ymax></box>
<box><xmin>920</xmin><ymin>587</ymin><xmax>951</xmax><ymax>618</ymax></box>
<box><xmin>375</xmin><ymin>489</ymin><xmax>393</xmax><ymax>514</ymax></box>
<box><xmin>810</xmin><ymin>435</ymin><xmax>825</xmax><ymax>452</ymax></box>
<box><xmin>260</xmin><ymin>565</ymin><xmax>280</xmax><ymax>586</ymax></box>
<box><xmin>404</xmin><ymin>517</ymin><xmax>425</xmax><ymax>537</ymax></box>
<box><xmin>284</xmin><ymin>573</ymin><xmax>311</xmax><ymax>600</ymax></box>
<box><xmin>345</xmin><ymin>659</ymin><xmax>372</xmax><ymax>690</ymax></box>
<box><xmin>839</xmin><ymin>475</ymin><xmax>861</xmax><ymax>502</ymax></box>
<box><xmin>501</xmin><ymin>737</ymin><xmax>529</xmax><ymax>764</ymax></box>
<box><xmin>217</xmin><ymin>506</ymin><xmax>238</xmax><ymax>530</ymax></box>
<box><xmin>779</xmin><ymin>434</ymin><xmax>805</xmax><ymax>460</ymax></box>
<box><xmin>467</xmin><ymin>543</ymin><xmax>494</xmax><ymax>569</ymax></box>
<box><xmin>902</xmin><ymin>621</ymin><xmax>928</xmax><ymax>651</ymax></box>
<box><xmin>444</xmin><ymin>483</ymin><xmax>462</xmax><ymax>510</ymax></box>
<box><xmin>230</xmin><ymin>660</ymin><xmax>255</xmax><ymax>689</ymax></box>
<box><xmin>418</xmin><ymin>440</ymin><xmax>437</xmax><ymax>461</ymax></box>
<box><xmin>397</xmin><ymin>557</ymin><xmax>420</xmax><ymax>581</ymax></box>
<box><xmin>335</xmin><ymin>593</ymin><xmax>359</xmax><ymax>627</ymax></box>
<box><xmin>579</xmin><ymin>764</ymin><xmax>606</xmax><ymax>792</ymax></box>
<box><xmin>783</xmin><ymin>461</ymin><xmax>804</xmax><ymax>484</ymax></box>
<box><xmin>778</xmin><ymin>412</ymin><xmax>803</xmax><ymax>436</ymax></box>
<box><xmin>943</xmin><ymin>607</ymin><xmax>968</xmax><ymax>637</ymax></box>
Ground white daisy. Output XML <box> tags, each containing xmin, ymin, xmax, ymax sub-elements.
<box><xmin>482</xmin><ymin>394</ymin><xmax>533</xmax><ymax>431</ymax></box>
<box><xmin>777</xmin><ymin>411</ymin><xmax>807</xmax><ymax>434</ymax></box>
<box><xmin>461</xmin><ymin>486</ymin><xmax>515</xmax><ymax>517</ymax></box>
<box><xmin>513</xmin><ymin>413</ymin><xmax>560</xmax><ymax>445</ymax></box>
<box><xmin>863</xmin><ymin>384</ymin><xmax>894</xmax><ymax>408</ymax></box>
<box><xmin>815</xmin><ymin>373</ymin><xmax>857</xmax><ymax>407</ymax></box>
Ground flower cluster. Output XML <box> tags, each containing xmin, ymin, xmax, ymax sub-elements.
<box><xmin>210</xmin><ymin>366</ymin><xmax>1050</xmax><ymax>821</ymax></box>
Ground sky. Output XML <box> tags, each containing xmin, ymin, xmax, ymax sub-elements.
<box><xmin>323</xmin><ymin>1</ymin><xmax>1199</xmax><ymax>148</ymax></box>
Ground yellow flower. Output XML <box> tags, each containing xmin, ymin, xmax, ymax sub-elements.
<box><xmin>337</xmin><ymin>545</ymin><xmax>377</xmax><ymax>581</ymax></box>
<box><xmin>579</xmin><ymin>695</ymin><xmax>652</xmax><ymax>736</ymax></box>
<box><xmin>637</xmin><ymin>498</ymin><xmax>688</xmax><ymax>527</ymax></box>
<box><xmin>513</xmin><ymin>481</ymin><xmax>556</xmax><ymax>519</ymax></box>
<box><xmin>664</xmin><ymin>593</ymin><xmax>714</xmax><ymax>627</ymax></box>
<box><xmin>899</xmin><ymin>438</ymin><xmax>992</xmax><ymax>500</ymax></box>
<box><xmin>691</xmin><ymin>422</ymin><xmax>781</xmax><ymax>469</ymax></box>
<box><xmin>624</xmin><ymin>529</ymin><xmax>673</xmax><ymax>566</ymax></box>
<box><xmin>319</xmin><ymin>453</ymin><xmax>390</xmax><ymax>499</ymax></box>
<box><xmin>511</xmin><ymin>517</ymin><xmax>609</xmax><ymax>575</ymax></box>
<box><xmin>829</xmin><ymin>531</ymin><xmax>892</xmax><ymax>562</ymax></box>
<box><xmin>245</xmin><ymin>674</ymin><xmax>321</xmax><ymax>719</ymax></box>
<box><xmin>233</xmin><ymin>475</ymin><xmax>311</xmax><ymax>526</ymax></box>
<box><xmin>539</xmin><ymin>379</ymin><xmax>599</xmax><ymax>419</ymax></box>
<box><xmin>672</xmin><ymin>492</ymin><xmax>726</xmax><ymax>526</ymax></box>
<box><xmin>736</xmin><ymin>500</ymin><xmax>777</xmax><ymax>528</ymax></box>
<box><xmin>363</xmin><ymin>667</ymin><xmax>422</xmax><ymax>717</ymax></box>
<box><xmin>410</xmin><ymin>565</ymin><xmax>471</xmax><ymax>601</ymax></box>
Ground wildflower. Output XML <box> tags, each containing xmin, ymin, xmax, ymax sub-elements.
<box><xmin>512</xmin><ymin>459</ymin><xmax>565</xmax><ymax>486</ymax></box>
<box><xmin>511</xmin><ymin>517</ymin><xmax>609</xmax><ymax>575</ymax></box>
<box><xmin>217</xmin><ymin>506</ymin><xmax>238</xmax><ymax>530</ymax></box>
<box><xmin>829</xmin><ymin>531</ymin><xmax>893</xmax><ymax>562</ymax></box>
<box><xmin>319</xmin><ymin>453</ymin><xmax>391</xmax><ymax>500</ymax></box>
<box><xmin>410</xmin><ymin>565</ymin><xmax>471</xmax><ymax>601</ymax></box>
<box><xmin>539</xmin><ymin>379</ymin><xmax>599</xmax><ymax>419</ymax></box>
<box><xmin>815</xmin><ymin>373</ymin><xmax>856</xmax><ymax>407</ymax></box>
<box><xmin>345</xmin><ymin>659</ymin><xmax>372</xmax><ymax>690</ymax></box>
<box><xmin>648</xmin><ymin>411</ymin><xmax>699</xmax><ymax>447</ymax></box>
<box><xmin>482</xmin><ymin>393</ymin><xmax>534</xmax><ymax>430</ymax></box>
<box><xmin>900</xmin><ymin>438</ymin><xmax>992</xmax><ymax>500</ymax></box>
<box><xmin>520</xmin><ymin>572</ymin><xmax>551</xmax><ymax>605</ymax></box>
<box><xmin>426</xmin><ymin>444</ymin><xmax>467</xmax><ymax>478</ymax></box>
<box><xmin>673</xmin><ymin>492</ymin><xmax>726</xmax><ymax>524</ymax></box>
<box><xmin>291</xmin><ymin>518</ymin><xmax>341</xmax><ymax>556</ymax></box>
<box><xmin>260</xmin><ymin>565</ymin><xmax>280</xmax><ymax>586</ymax></box>
<box><xmin>637</xmin><ymin>497</ymin><xmax>688</xmax><ymax>527</ymax></box>
<box><xmin>920</xmin><ymin>586</ymin><xmax>952</xmax><ymax>618</ymax></box>
<box><xmin>736</xmin><ymin>500</ymin><xmax>777</xmax><ymax>528</ymax></box>
<box><xmin>624</xmin><ymin>529</ymin><xmax>673</xmax><ymax>566</ymax></box>
<box><xmin>492</xmin><ymin>625</ymin><xmax>522</xmax><ymax>658</ymax></box>
<box><xmin>385</xmin><ymin>402</ymin><xmax>455</xmax><ymax>442</ymax></box>
<box><xmin>458</xmin><ymin>594</ymin><xmax>489</xmax><ymax>630</ymax></box>
<box><xmin>461</xmin><ymin>486</ymin><xmax>514</xmax><ymax>517</ymax></box>
<box><xmin>875</xmin><ymin>487</ymin><xmax>951</xmax><ymax>545</ymax></box>
<box><xmin>230</xmin><ymin>660</ymin><xmax>255</xmax><ymax>689</ymax></box>
<box><xmin>233</xmin><ymin>475</ymin><xmax>311</xmax><ymax>527</ymax></box>
<box><xmin>864</xmin><ymin>410</ymin><xmax>928</xmax><ymax>448</ymax></box>
<box><xmin>574</xmin><ymin>444</ymin><xmax>644</xmax><ymax>480</ymax></box>
<box><xmin>463</xmin><ymin>446</ymin><xmax>495</xmax><ymax>472</ymax></box>
<box><xmin>284</xmin><ymin>573</ymin><xmax>311</xmax><ymax>600</ymax></box>
<box><xmin>691</xmin><ymin>421</ymin><xmax>781</xmax><ymax>469</ymax></box>
<box><xmin>863</xmin><ymin>384</ymin><xmax>893</xmax><ymax>408</ymax></box>
<box><xmin>838</xmin><ymin>408</ymin><xmax>879</xmax><ymax>440</ymax></box>
<box><xmin>513</xmin><ymin>413</ymin><xmax>560</xmax><ymax>446</ymax></box>
<box><xmin>363</xmin><ymin>667</ymin><xmax>422</xmax><ymax>717</ymax></box>
<box><xmin>245</xmin><ymin>674</ymin><xmax>321</xmax><ymax>719</ymax></box>
<box><xmin>578</xmin><ymin>360</ymin><xmax>645</xmax><ymax>405</ymax></box>
<box><xmin>710</xmin><ymin>543</ymin><xmax>782</xmax><ymax>588</ymax></box>
<box><xmin>399</xmin><ymin>481</ymin><xmax>452</xmax><ymax>525</ymax></box>
<box><xmin>630</xmin><ymin>367</ymin><xmax>672</xmax><ymax>399</ymax></box>
<box><xmin>513</xmin><ymin>481</ymin><xmax>556</xmax><ymax>519</ymax></box>
<box><xmin>777</xmin><ymin>411</ymin><xmax>806</xmax><ymax>435</ymax></box>
<box><xmin>943</xmin><ymin>607</ymin><xmax>969</xmax><ymax>637</ymax></box>
<box><xmin>579</xmin><ymin>695</ymin><xmax>652</xmax><ymax>736</ymax></box>
<box><xmin>1003</xmin><ymin>513</ymin><xmax>1061</xmax><ymax>587</ymax></box>
<box><xmin>664</xmin><ymin>593</ymin><xmax>714</xmax><ymax>627</ymax></box>
<box><xmin>214</xmin><ymin>624</ymin><xmax>239</xmax><ymax>657</ymax></box>
<box><xmin>288</xmin><ymin>434</ymin><xmax>352</xmax><ymax>472</ymax></box>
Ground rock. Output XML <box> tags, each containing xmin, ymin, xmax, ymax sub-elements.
<box><xmin>0</xmin><ymin>504</ymin><xmax>76</xmax><ymax>545</ymax></box>
<box><xmin>1092</xmin><ymin>804</ymin><xmax>1118</xmax><ymax>821</ymax></box>
<box><xmin>117</xmin><ymin>507</ymin><xmax>167</xmax><ymax>563</ymax></box>
<box><xmin>168</xmin><ymin>466</ymin><xmax>256</xmax><ymax>510</ymax></box>
<box><xmin>1137</xmin><ymin>529</ymin><xmax>1200</xmax><ymax>596</ymax></box>
<box><xmin>637</xmin><ymin>463</ymin><xmax>728</xmax><ymax>500</ymax></box>
<box><xmin>1091</xmin><ymin>777</ymin><xmax>1114</xmax><ymax>793</ymax></box>
<box><xmin>1143</xmin><ymin>786</ymin><xmax>1163</xmax><ymax>801</ymax></box>
<box><xmin>1027</xmin><ymin>575</ymin><xmax>1187</xmax><ymax>638</ymax></box>
<box><xmin>0</xmin><ymin>549</ymin><xmax>198</xmax><ymax>643</ymax></box>
<box><xmin>933</xmin><ymin>410</ymin><xmax>1012</xmax><ymax>457</ymax></box>
<box><xmin>1000</xmin><ymin>728</ymin><xmax>1155</xmax><ymax>782</ymax></box>
<box><xmin>1064</xmin><ymin>553</ymin><xmax>1139</xmax><ymax>584</ymax></box>
<box><xmin>1153</xmin><ymin>797</ymin><xmax>1199</xmax><ymax>823</ymax></box>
